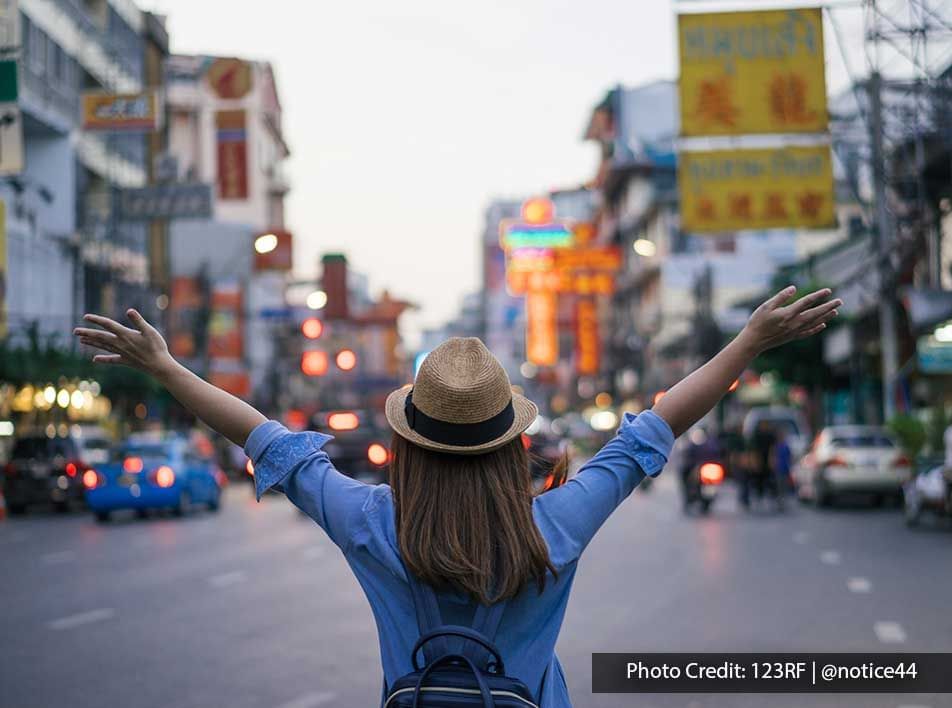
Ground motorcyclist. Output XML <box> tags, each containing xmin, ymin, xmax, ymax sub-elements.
<box><xmin>679</xmin><ymin>424</ymin><xmax>722</xmax><ymax>511</ymax></box>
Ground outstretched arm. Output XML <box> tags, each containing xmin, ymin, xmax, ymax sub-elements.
<box><xmin>74</xmin><ymin>309</ymin><xmax>266</xmax><ymax>446</ymax></box>
<box><xmin>652</xmin><ymin>285</ymin><xmax>840</xmax><ymax>438</ymax></box>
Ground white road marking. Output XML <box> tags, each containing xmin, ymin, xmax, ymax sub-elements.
<box><xmin>792</xmin><ymin>531</ymin><xmax>808</xmax><ymax>544</ymax></box>
<box><xmin>847</xmin><ymin>577</ymin><xmax>872</xmax><ymax>593</ymax></box>
<box><xmin>40</xmin><ymin>550</ymin><xmax>76</xmax><ymax>565</ymax></box>
<box><xmin>48</xmin><ymin>608</ymin><xmax>116</xmax><ymax>631</ymax></box>
<box><xmin>208</xmin><ymin>571</ymin><xmax>247</xmax><ymax>588</ymax></box>
<box><xmin>274</xmin><ymin>691</ymin><xmax>337</xmax><ymax>708</ymax></box>
<box><xmin>819</xmin><ymin>550</ymin><xmax>841</xmax><ymax>565</ymax></box>
<box><xmin>874</xmin><ymin>621</ymin><xmax>907</xmax><ymax>643</ymax></box>
<box><xmin>302</xmin><ymin>547</ymin><xmax>324</xmax><ymax>560</ymax></box>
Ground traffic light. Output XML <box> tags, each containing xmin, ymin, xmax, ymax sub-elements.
<box><xmin>336</xmin><ymin>349</ymin><xmax>357</xmax><ymax>371</ymax></box>
<box><xmin>301</xmin><ymin>350</ymin><xmax>329</xmax><ymax>376</ymax></box>
<box><xmin>301</xmin><ymin>318</ymin><xmax>324</xmax><ymax>339</ymax></box>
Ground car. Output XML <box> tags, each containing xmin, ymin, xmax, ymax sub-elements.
<box><xmin>313</xmin><ymin>409</ymin><xmax>392</xmax><ymax>483</ymax></box>
<box><xmin>793</xmin><ymin>425</ymin><xmax>911</xmax><ymax>507</ymax></box>
<box><xmin>84</xmin><ymin>432</ymin><xmax>226</xmax><ymax>522</ymax></box>
<box><xmin>2</xmin><ymin>430</ymin><xmax>100</xmax><ymax>513</ymax></box>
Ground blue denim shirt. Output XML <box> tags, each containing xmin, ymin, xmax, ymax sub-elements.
<box><xmin>245</xmin><ymin>410</ymin><xmax>674</xmax><ymax>708</ymax></box>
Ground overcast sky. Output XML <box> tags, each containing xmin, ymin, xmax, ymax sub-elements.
<box><xmin>143</xmin><ymin>1</ymin><xmax>867</xmax><ymax>342</ymax></box>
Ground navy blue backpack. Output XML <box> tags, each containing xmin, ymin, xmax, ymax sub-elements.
<box><xmin>383</xmin><ymin>568</ymin><xmax>539</xmax><ymax>707</ymax></box>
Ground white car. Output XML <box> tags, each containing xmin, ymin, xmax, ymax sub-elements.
<box><xmin>794</xmin><ymin>425</ymin><xmax>911</xmax><ymax>507</ymax></box>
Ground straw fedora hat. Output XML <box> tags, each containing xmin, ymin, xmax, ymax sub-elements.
<box><xmin>385</xmin><ymin>337</ymin><xmax>538</xmax><ymax>455</ymax></box>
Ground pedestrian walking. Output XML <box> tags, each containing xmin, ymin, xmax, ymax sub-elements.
<box><xmin>73</xmin><ymin>284</ymin><xmax>839</xmax><ymax>707</ymax></box>
<box><xmin>771</xmin><ymin>428</ymin><xmax>793</xmax><ymax>511</ymax></box>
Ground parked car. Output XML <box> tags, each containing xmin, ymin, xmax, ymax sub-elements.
<box><xmin>84</xmin><ymin>432</ymin><xmax>225</xmax><ymax>522</ymax></box>
<box><xmin>313</xmin><ymin>409</ymin><xmax>392</xmax><ymax>483</ymax></box>
<box><xmin>793</xmin><ymin>425</ymin><xmax>911</xmax><ymax>507</ymax></box>
<box><xmin>2</xmin><ymin>430</ymin><xmax>100</xmax><ymax>513</ymax></box>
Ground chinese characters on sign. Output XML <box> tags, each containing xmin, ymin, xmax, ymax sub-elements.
<box><xmin>215</xmin><ymin>110</ymin><xmax>249</xmax><ymax>200</ymax></box>
<box><xmin>526</xmin><ymin>291</ymin><xmax>558</xmax><ymax>367</ymax></box>
<box><xmin>82</xmin><ymin>92</ymin><xmax>161</xmax><ymax>132</ymax></box>
<box><xmin>678</xmin><ymin>8</ymin><xmax>828</xmax><ymax>136</ymax></box>
<box><xmin>575</xmin><ymin>298</ymin><xmax>600</xmax><ymax>376</ymax></box>
<box><xmin>118</xmin><ymin>184</ymin><xmax>213</xmax><ymax>221</ymax></box>
<box><xmin>678</xmin><ymin>146</ymin><xmax>835</xmax><ymax>232</ymax></box>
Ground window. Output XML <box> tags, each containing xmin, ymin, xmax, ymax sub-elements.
<box><xmin>831</xmin><ymin>434</ymin><xmax>895</xmax><ymax>449</ymax></box>
<box><xmin>51</xmin><ymin>43</ymin><xmax>67</xmax><ymax>84</ymax></box>
<box><xmin>29</xmin><ymin>25</ymin><xmax>46</xmax><ymax>75</ymax></box>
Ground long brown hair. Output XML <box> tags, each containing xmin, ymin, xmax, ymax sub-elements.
<box><xmin>389</xmin><ymin>433</ymin><xmax>557</xmax><ymax>604</ymax></box>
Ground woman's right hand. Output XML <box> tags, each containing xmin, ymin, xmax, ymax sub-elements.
<box><xmin>73</xmin><ymin>309</ymin><xmax>177</xmax><ymax>379</ymax></box>
<box><xmin>739</xmin><ymin>285</ymin><xmax>842</xmax><ymax>355</ymax></box>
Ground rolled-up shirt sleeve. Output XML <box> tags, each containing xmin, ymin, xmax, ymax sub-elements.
<box><xmin>532</xmin><ymin>410</ymin><xmax>674</xmax><ymax>567</ymax></box>
<box><xmin>244</xmin><ymin>420</ymin><xmax>375</xmax><ymax>551</ymax></box>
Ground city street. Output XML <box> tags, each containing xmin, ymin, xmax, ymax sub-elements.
<box><xmin>1</xmin><ymin>472</ymin><xmax>949</xmax><ymax>708</ymax></box>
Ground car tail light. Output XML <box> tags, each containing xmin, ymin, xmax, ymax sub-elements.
<box><xmin>894</xmin><ymin>454</ymin><xmax>911</xmax><ymax>468</ymax></box>
<box><xmin>3</xmin><ymin>462</ymin><xmax>16</xmax><ymax>478</ymax></box>
<box><xmin>151</xmin><ymin>466</ymin><xmax>175</xmax><ymax>488</ymax></box>
<box><xmin>367</xmin><ymin>443</ymin><xmax>389</xmax><ymax>466</ymax></box>
<box><xmin>827</xmin><ymin>455</ymin><xmax>849</xmax><ymax>468</ymax></box>
<box><xmin>65</xmin><ymin>461</ymin><xmax>79</xmax><ymax>477</ymax></box>
<box><xmin>82</xmin><ymin>469</ymin><xmax>102</xmax><ymax>490</ymax></box>
<box><xmin>123</xmin><ymin>457</ymin><xmax>144</xmax><ymax>473</ymax></box>
<box><xmin>699</xmin><ymin>462</ymin><xmax>725</xmax><ymax>485</ymax></box>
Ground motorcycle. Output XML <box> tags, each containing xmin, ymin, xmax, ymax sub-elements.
<box><xmin>683</xmin><ymin>460</ymin><xmax>726</xmax><ymax>515</ymax></box>
<box><xmin>903</xmin><ymin>463</ymin><xmax>952</xmax><ymax>527</ymax></box>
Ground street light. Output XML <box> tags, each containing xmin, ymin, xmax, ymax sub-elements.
<box><xmin>633</xmin><ymin>239</ymin><xmax>656</xmax><ymax>257</ymax></box>
<box><xmin>306</xmin><ymin>290</ymin><xmax>327</xmax><ymax>310</ymax></box>
<box><xmin>301</xmin><ymin>318</ymin><xmax>323</xmax><ymax>339</ymax></box>
<box><xmin>336</xmin><ymin>349</ymin><xmax>357</xmax><ymax>371</ymax></box>
<box><xmin>301</xmin><ymin>351</ymin><xmax>329</xmax><ymax>376</ymax></box>
<box><xmin>254</xmin><ymin>233</ymin><xmax>278</xmax><ymax>254</ymax></box>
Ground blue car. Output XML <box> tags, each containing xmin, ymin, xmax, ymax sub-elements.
<box><xmin>84</xmin><ymin>433</ymin><xmax>225</xmax><ymax>522</ymax></box>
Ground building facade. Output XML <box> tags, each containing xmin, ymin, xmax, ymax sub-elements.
<box><xmin>164</xmin><ymin>53</ymin><xmax>291</xmax><ymax>406</ymax></box>
<box><xmin>2</xmin><ymin>0</ymin><xmax>163</xmax><ymax>346</ymax></box>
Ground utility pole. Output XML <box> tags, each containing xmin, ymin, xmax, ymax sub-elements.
<box><xmin>868</xmin><ymin>70</ymin><xmax>898</xmax><ymax>422</ymax></box>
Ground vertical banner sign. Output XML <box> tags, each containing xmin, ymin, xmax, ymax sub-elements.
<box><xmin>679</xmin><ymin>145</ymin><xmax>835</xmax><ymax>232</ymax></box>
<box><xmin>575</xmin><ymin>298</ymin><xmax>599</xmax><ymax>375</ymax></box>
<box><xmin>207</xmin><ymin>281</ymin><xmax>250</xmax><ymax>397</ymax></box>
<box><xmin>678</xmin><ymin>9</ymin><xmax>828</xmax><ymax>136</ymax></box>
<box><xmin>169</xmin><ymin>277</ymin><xmax>203</xmax><ymax>357</ymax></box>
<box><xmin>207</xmin><ymin>282</ymin><xmax>243</xmax><ymax>359</ymax></box>
<box><xmin>526</xmin><ymin>291</ymin><xmax>558</xmax><ymax>366</ymax></box>
<box><xmin>215</xmin><ymin>110</ymin><xmax>249</xmax><ymax>200</ymax></box>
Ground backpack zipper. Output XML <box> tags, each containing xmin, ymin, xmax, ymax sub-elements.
<box><xmin>384</xmin><ymin>685</ymin><xmax>539</xmax><ymax>708</ymax></box>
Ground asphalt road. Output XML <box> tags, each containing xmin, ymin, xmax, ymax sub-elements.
<box><xmin>1</xmin><ymin>472</ymin><xmax>950</xmax><ymax>708</ymax></box>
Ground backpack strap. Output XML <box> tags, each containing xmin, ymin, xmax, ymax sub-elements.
<box><xmin>404</xmin><ymin>564</ymin><xmax>452</xmax><ymax>663</ymax></box>
<box><xmin>471</xmin><ymin>598</ymin><xmax>507</xmax><ymax>643</ymax></box>
<box><xmin>457</xmin><ymin>599</ymin><xmax>507</xmax><ymax>667</ymax></box>
<box><xmin>402</xmin><ymin>558</ymin><xmax>508</xmax><ymax>666</ymax></box>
